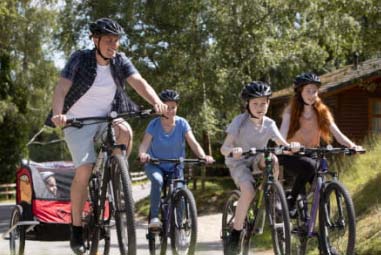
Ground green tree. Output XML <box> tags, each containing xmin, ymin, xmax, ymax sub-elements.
<box><xmin>56</xmin><ymin>0</ymin><xmax>381</xmax><ymax>159</ymax></box>
<box><xmin>0</xmin><ymin>0</ymin><xmax>59</xmax><ymax>183</ymax></box>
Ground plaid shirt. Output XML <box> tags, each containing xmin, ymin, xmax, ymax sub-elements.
<box><xmin>45</xmin><ymin>49</ymin><xmax>139</xmax><ymax>126</ymax></box>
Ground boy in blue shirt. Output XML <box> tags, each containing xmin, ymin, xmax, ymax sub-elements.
<box><xmin>139</xmin><ymin>89</ymin><xmax>214</xmax><ymax>229</ymax></box>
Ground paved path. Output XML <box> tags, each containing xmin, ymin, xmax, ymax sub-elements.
<box><xmin>0</xmin><ymin>183</ymin><xmax>273</xmax><ymax>255</ymax></box>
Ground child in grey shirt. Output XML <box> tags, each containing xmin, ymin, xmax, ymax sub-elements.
<box><xmin>220</xmin><ymin>81</ymin><xmax>299</xmax><ymax>254</ymax></box>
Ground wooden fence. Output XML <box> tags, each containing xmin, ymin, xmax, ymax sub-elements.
<box><xmin>0</xmin><ymin>183</ymin><xmax>16</xmax><ymax>200</ymax></box>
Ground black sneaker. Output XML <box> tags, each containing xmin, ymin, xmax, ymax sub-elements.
<box><xmin>225</xmin><ymin>229</ymin><xmax>241</xmax><ymax>255</ymax></box>
<box><xmin>287</xmin><ymin>196</ymin><xmax>297</xmax><ymax>219</ymax></box>
<box><xmin>70</xmin><ymin>225</ymin><xmax>85</xmax><ymax>255</ymax></box>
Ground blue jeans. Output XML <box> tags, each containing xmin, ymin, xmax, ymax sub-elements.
<box><xmin>145</xmin><ymin>165</ymin><xmax>183</xmax><ymax>218</ymax></box>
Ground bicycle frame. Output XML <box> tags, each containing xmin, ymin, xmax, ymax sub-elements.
<box><xmin>160</xmin><ymin>167</ymin><xmax>185</xmax><ymax>236</ymax></box>
<box><xmin>297</xmin><ymin>147</ymin><xmax>359</xmax><ymax>238</ymax></box>
<box><xmin>243</xmin><ymin>149</ymin><xmax>283</xmax><ymax>236</ymax></box>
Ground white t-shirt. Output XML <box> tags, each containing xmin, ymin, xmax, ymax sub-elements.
<box><xmin>67</xmin><ymin>64</ymin><xmax>116</xmax><ymax>118</ymax></box>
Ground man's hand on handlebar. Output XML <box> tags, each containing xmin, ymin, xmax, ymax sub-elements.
<box><xmin>201</xmin><ymin>155</ymin><xmax>215</xmax><ymax>164</ymax></box>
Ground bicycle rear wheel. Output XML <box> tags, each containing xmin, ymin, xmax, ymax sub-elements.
<box><xmin>111</xmin><ymin>154</ymin><xmax>136</xmax><ymax>255</ymax></box>
<box><xmin>265</xmin><ymin>181</ymin><xmax>291</xmax><ymax>255</ymax></box>
<box><xmin>221</xmin><ymin>190</ymin><xmax>240</xmax><ymax>254</ymax></box>
<box><xmin>290</xmin><ymin>196</ymin><xmax>308</xmax><ymax>255</ymax></box>
<box><xmin>147</xmin><ymin>211</ymin><xmax>166</xmax><ymax>255</ymax></box>
<box><xmin>319</xmin><ymin>181</ymin><xmax>355</xmax><ymax>255</ymax></box>
<box><xmin>87</xmin><ymin>166</ymin><xmax>111</xmax><ymax>255</ymax></box>
<box><xmin>170</xmin><ymin>187</ymin><xmax>198</xmax><ymax>255</ymax></box>
<box><xmin>9</xmin><ymin>205</ymin><xmax>25</xmax><ymax>255</ymax></box>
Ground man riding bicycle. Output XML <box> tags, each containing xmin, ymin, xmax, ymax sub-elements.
<box><xmin>46</xmin><ymin>17</ymin><xmax>167</xmax><ymax>254</ymax></box>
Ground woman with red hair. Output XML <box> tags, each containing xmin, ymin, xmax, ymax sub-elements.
<box><xmin>279</xmin><ymin>72</ymin><xmax>362</xmax><ymax>215</ymax></box>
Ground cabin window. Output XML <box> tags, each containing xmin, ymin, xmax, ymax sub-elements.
<box><xmin>370</xmin><ymin>99</ymin><xmax>381</xmax><ymax>133</ymax></box>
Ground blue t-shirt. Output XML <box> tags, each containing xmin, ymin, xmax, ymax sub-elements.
<box><xmin>145</xmin><ymin>116</ymin><xmax>191</xmax><ymax>172</ymax></box>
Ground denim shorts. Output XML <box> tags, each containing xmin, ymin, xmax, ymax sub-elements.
<box><xmin>225</xmin><ymin>154</ymin><xmax>262</xmax><ymax>187</ymax></box>
<box><xmin>63</xmin><ymin>121</ymin><xmax>107</xmax><ymax>168</ymax></box>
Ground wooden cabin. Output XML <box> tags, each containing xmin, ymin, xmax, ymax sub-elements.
<box><xmin>269</xmin><ymin>58</ymin><xmax>381</xmax><ymax>143</ymax></box>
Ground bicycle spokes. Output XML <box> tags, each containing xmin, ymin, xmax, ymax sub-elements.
<box><xmin>172</xmin><ymin>196</ymin><xmax>191</xmax><ymax>254</ymax></box>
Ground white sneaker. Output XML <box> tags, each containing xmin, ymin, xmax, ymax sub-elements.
<box><xmin>149</xmin><ymin>217</ymin><xmax>162</xmax><ymax>230</ymax></box>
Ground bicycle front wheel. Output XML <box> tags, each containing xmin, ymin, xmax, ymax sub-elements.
<box><xmin>170</xmin><ymin>188</ymin><xmax>198</xmax><ymax>255</ymax></box>
<box><xmin>111</xmin><ymin>154</ymin><xmax>137</xmax><ymax>255</ymax></box>
<box><xmin>265</xmin><ymin>181</ymin><xmax>291</xmax><ymax>255</ymax></box>
<box><xmin>319</xmin><ymin>181</ymin><xmax>355</xmax><ymax>255</ymax></box>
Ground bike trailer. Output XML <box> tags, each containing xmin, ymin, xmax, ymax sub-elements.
<box><xmin>9</xmin><ymin>159</ymin><xmax>110</xmax><ymax>241</ymax></box>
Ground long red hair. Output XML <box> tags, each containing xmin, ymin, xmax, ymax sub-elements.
<box><xmin>286</xmin><ymin>89</ymin><xmax>333</xmax><ymax>144</ymax></box>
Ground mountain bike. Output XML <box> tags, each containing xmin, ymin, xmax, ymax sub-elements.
<box><xmin>145</xmin><ymin>158</ymin><xmax>206</xmax><ymax>255</ymax></box>
<box><xmin>221</xmin><ymin>147</ymin><xmax>291</xmax><ymax>255</ymax></box>
<box><xmin>290</xmin><ymin>145</ymin><xmax>365</xmax><ymax>255</ymax></box>
<box><xmin>65</xmin><ymin>109</ymin><xmax>154</xmax><ymax>255</ymax></box>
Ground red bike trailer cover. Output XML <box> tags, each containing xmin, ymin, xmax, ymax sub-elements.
<box><xmin>16</xmin><ymin>160</ymin><xmax>110</xmax><ymax>224</ymax></box>
<box><xmin>33</xmin><ymin>200</ymin><xmax>110</xmax><ymax>224</ymax></box>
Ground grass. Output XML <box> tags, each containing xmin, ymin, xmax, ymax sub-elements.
<box><xmin>339</xmin><ymin>137</ymin><xmax>381</xmax><ymax>255</ymax></box>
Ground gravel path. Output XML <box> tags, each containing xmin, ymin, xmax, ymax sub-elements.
<box><xmin>0</xmin><ymin>183</ymin><xmax>274</xmax><ymax>255</ymax></box>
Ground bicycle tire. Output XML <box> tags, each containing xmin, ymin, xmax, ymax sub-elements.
<box><xmin>170</xmin><ymin>187</ymin><xmax>198</xmax><ymax>255</ymax></box>
<box><xmin>290</xmin><ymin>196</ymin><xmax>308</xmax><ymax>255</ymax></box>
<box><xmin>88</xmin><ymin>162</ymin><xmax>111</xmax><ymax>255</ymax></box>
<box><xmin>159</xmin><ymin>199</ymin><xmax>169</xmax><ymax>255</ymax></box>
<box><xmin>241</xmin><ymin>191</ymin><xmax>261</xmax><ymax>255</ymax></box>
<box><xmin>265</xmin><ymin>180</ymin><xmax>291</xmax><ymax>255</ymax></box>
<box><xmin>221</xmin><ymin>190</ymin><xmax>240</xmax><ymax>254</ymax></box>
<box><xmin>9</xmin><ymin>206</ymin><xmax>25</xmax><ymax>255</ymax></box>
<box><xmin>111</xmin><ymin>154</ymin><xmax>137</xmax><ymax>255</ymax></box>
<box><xmin>319</xmin><ymin>181</ymin><xmax>355</xmax><ymax>255</ymax></box>
<box><xmin>147</xmin><ymin>211</ymin><xmax>165</xmax><ymax>255</ymax></box>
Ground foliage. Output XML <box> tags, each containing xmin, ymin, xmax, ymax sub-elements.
<box><xmin>55</xmin><ymin>0</ymin><xmax>381</xmax><ymax>147</ymax></box>
<box><xmin>1</xmin><ymin>0</ymin><xmax>381</xmax><ymax>182</ymax></box>
<box><xmin>0</xmin><ymin>0</ymin><xmax>59</xmax><ymax>183</ymax></box>
<box><xmin>338</xmin><ymin>136</ymin><xmax>381</xmax><ymax>255</ymax></box>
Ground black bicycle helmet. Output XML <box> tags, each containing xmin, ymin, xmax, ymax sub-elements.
<box><xmin>240</xmin><ymin>81</ymin><xmax>272</xmax><ymax>101</ymax></box>
<box><xmin>159</xmin><ymin>89</ymin><xmax>180</xmax><ymax>102</ymax></box>
<box><xmin>294</xmin><ymin>72</ymin><xmax>321</xmax><ymax>90</ymax></box>
<box><xmin>89</xmin><ymin>18</ymin><xmax>124</xmax><ymax>37</ymax></box>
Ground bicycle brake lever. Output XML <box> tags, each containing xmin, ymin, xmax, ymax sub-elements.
<box><xmin>70</xmin><ymin>120</ymin><xmax>83</xmax><ymax>128</ymax></box>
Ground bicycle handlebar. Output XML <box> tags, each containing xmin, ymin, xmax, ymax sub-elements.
<box><xmin>148</xmin><ymin>157</ymin><xmax>208</xmax><ymax>165</ymax></box>
<box><xmin>228</xmin><ymin>146</ymin><xmax>292</xmax><ymax>158</ymax></box>
<box><xmin>65</xmin><ymin>109</ymin><xmax>157</xmax><ymax>128</ymax></box>
<box><xmin>228</xmin><ymin>145</ymin><xmax>366</xmax><ymax>158</ymax></box>
<box><xmin>297</xmin><ymin>145</ymin><xmax>366</xmax><ymax>156</ymax></box>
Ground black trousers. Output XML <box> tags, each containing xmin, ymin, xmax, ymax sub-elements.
<box><xmin>278</xmin><ymin>155</ymin><xmax>318</xmax><ymax>200</ymax></box>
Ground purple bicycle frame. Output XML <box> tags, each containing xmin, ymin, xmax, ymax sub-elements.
<box><xmin>306</xmin><ymin>157</ymin><xmax>329</xmax><ymax>237</ymax></box>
